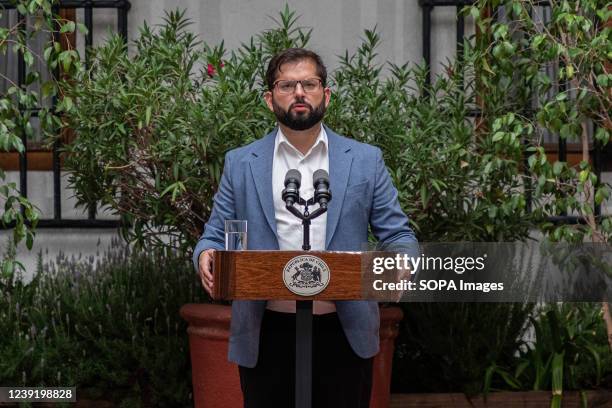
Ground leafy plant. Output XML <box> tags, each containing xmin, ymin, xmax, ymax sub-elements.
<box><xmin>0</xmin><ymin>241</ymin><xmax>202</xmax><ymax>406</ymax></box>
<box><xmin>467</xmin><ymin>0</ymin><xmax>611</xmax><ymax>242</ymax></box>
<box><xmin>0</xmin><ymin>0</ymin><xmax>85</xmax><ymax>275</ymax></box>
<box><xmin>60</xmin><ymin>8</ymin><xmax>314</xmax><ymax>253</ymax></box>
<box><xmin>327</xmin><ymin>30</ymin><xmax>533</xmax><ymax>242</ymax></box>
<box><xmin>392</xmin><ymin>302</ymin><xmax>533</xmax><ymax>396</ymax></box>
<box><xmin>466</xmin><ymin>4</ymin><xmax>611</xmax><ymax>404</ymax></box>
<box><xmin>485</xmin><ymin>303</ymin><xmax>612</xmax><ymax>407</ymax></box>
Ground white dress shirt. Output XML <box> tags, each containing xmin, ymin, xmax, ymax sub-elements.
<box><xmin>267</xmin><ymin>125</ymin><xmax>336</xmax><ymax>314</ymax></box>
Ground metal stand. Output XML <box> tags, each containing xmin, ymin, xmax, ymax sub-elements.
<box><xmin>295</xmin><ymin>299</ymin><xmax>313</xmax><ymax>408</ymax></box>
<box><xmin>286</xmin><ymin>197</ymin><xmax>327</xmax><ymax>408</ymax></box>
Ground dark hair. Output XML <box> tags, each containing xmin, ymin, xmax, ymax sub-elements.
<box><xmin>265</xmin><ymin>48</ymin><xmax>327</xmax><ymax>90</ymax></box>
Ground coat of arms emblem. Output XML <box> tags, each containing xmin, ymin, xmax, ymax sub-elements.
<box><xmin>283</xmin><ymin>255</ymin><xmax>331</xmax><ymax>296</ymax></box>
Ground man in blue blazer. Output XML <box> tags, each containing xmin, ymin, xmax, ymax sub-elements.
<box><xmin>194</xmin><ymin>48</ymin><xmax>417</xmax><ymax>408</ymax></box>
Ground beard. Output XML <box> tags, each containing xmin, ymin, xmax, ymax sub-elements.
<box><xmin>272</xmin><ymin>96</ymin><xmax>327</xmax><ymax>131</ymax></box>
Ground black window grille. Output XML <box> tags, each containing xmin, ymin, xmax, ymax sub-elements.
<box><xmin>418</xmin><ymin>0</ymin><xmax>609</xmax><ymax>224</ymax></box>
<box><xmin>0</xmin><ymin>0</ymin><xmax>130</xmax><ymax>229</ymax></box>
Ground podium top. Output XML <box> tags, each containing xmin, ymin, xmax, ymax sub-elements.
<box><xmin>213</xmin><ymin>250</ymin><xmax>365</xmax><ymax>300</ymax></box>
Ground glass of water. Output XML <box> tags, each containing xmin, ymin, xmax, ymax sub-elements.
<box><xmin>225</xmin><ymin>220</ymin><xmax>247</xmax><ymax>250</ymax></box>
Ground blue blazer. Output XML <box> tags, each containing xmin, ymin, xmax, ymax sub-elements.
<box><xmin>193</xmin><ymin>126</ymin><xmax>417</xmax><ymax>367</ymax></box>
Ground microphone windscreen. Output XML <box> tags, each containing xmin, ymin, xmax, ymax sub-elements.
<box><xmin>285</xmin><ymin>169</ymin><xmax>302</xmax><ymax>185</ymax></box>
<box><xmin>313</xmin><ymin>169</ymin><xmax>329</xmax><ymax>184</ymax></box>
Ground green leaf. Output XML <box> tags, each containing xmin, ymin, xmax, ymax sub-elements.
<box><xmin>528</xmin><ymin>154</ymin><xmax>537</xmax><ymax>169</ymax></box>
<box><xmin>2</xmin><ymin>259</ymin><xmax>15</xmax><ymax>278</ymax></box>
<box><xmin>493</xmin><ymin>24</ymin><xmax>508</xmax><ymax>40</ymax></box>
<box><xmin>560</xmin><ymin>125</ymin><xmax>572</xmax><ymax>139</ymax></box>
<box><xmin>76</xmin><ymin>23</ymin><xmax>89</xmax><ymax>35</ymax></box>
<box><xmin>469</xmin><ymin>6</ymin><xmax>480</xmax><ymax>20</ymax></box>
<box><xmin>532</xmin><ymin>34</ymin><xmax>546</xmax><ymax>49</ymax></box>
<box><xmin>551</xmin><ymin>352</ymin><xmax>564</xmax><ymax>403</ymax></box>
<box><xmin>596</xmin><ymin>74</ymin><xmax>609</xmax><ymax>88</ymax></box>
<box><xmin>60</xmin><ymin>21</ymin><xmax>76</xmax><ymax>34</ymax></box>
<box><xmin>145</xmin><ymin>106</ymin><xmax>152</xmax><ymax>126</ymax></box>
<box><xmin>23</xmin><ymin>51</ymin><xmax>33</xmax><ymax>67</ymax></box>
<box><xmin>594</xmin><ymin>128</ymin><xmax>609</xmax><ymax>145</ymax></box>
<box><xmin>595</xmin><ymin>186</ymin><xmax>609</xmax><ymax>205</ymax></box>
<box><xmin>498</xmin><ymin>369</ymin><xmax>521</xmax><ymax>390</ymax></box>
<box><xmin>583</xmin><ymin>344</ymin><xmax>602</xmax><ymax>384</ymax></box>
<box><xmin>41</xmin><ymin>81</ymin><xmax>55</xmax><ymax>98</ymax></box>
<box><xmin>25</xmin><ymin>230</ymin><xmax>34</xmax><ymax>250</ymax></box>
<box><xmin>492</xmin><ymin>131</ymin><xmax>505</xmax><ymax>142</ymax></box>
<box><xmin>63</xmin><ymin>96</ymin><xmax>73</xmax><ymax>112</ymax></box>
<box><xmin>483</xmin><ymin>364</ymin><xmax>495</xmax><ymax>394</ymax></box>
<box><xmin>160</xmin><ymin>182</ymin><xmax>177</xmax><ymax>198</ymax></box>
<box><xmin>420</xmin><ymin>184</ymin><xmax>429</xmax><ymax>209</ymax></box>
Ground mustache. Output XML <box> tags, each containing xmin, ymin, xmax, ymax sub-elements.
<box><xmin>290</xmin><ymin>98</ymin><xmax>312</xmax><ymax>110</ymax></box>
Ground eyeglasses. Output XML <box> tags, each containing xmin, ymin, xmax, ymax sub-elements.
<box><xmin>273</xmin><ymin>78</ymin><xmax>323</xmax><ymax>94</ymax></box>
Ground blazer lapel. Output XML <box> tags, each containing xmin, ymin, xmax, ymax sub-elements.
<box><xmin>325</xmin><ymin>127</ymin><xmax>353</xmax><ymax>248</ymax></box>
<box><xmin>249</xmin><ymin>130</ymin><xmax>279</xmax><ymax>241</ymax></box>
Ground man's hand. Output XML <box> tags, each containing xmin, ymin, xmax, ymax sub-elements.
<box><xmin>198</xmin><ymin>249</ymin><xmax>216</xmax><ymax>297</ymax></box>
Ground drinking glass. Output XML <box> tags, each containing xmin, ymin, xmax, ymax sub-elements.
<box><xmin>225</xmin><ymin>220</ymin><xmax>247</xmax><ymax>250</ymax></box>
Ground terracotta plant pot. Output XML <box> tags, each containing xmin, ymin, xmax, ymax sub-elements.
<box><xmin>180</xmin><ymin>303</ymin><xmax>403</xmax><ymax>408</ymax></box>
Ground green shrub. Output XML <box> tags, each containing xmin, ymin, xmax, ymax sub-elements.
<box><xmin>392</xmin><ymin>302</ymin><xmax>534</xmax><ymax>395</ymax></box>
<box><xmin>0</xmin><ymin>241</ymin><xmax>202</xmax><ymax>407</ymax></box>
<box><xmin>486</xmin><ymin>303</ymin><xmax>612</xmax><ymax>399</ymax></box>
<box><xmin>62</xmin><ymin>7</ymin><xmax>534</xmax><ymax>253</ymax></box>
<box><xmin>61</xmin><ymin>9</ymin><xmax>303</xmax><ymax>253</ymax></box>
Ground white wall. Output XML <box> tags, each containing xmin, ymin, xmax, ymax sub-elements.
<box><xmin>74</xmin><ymin>0</ymin><xmax>471</xmax><ymax>78</ymax></box>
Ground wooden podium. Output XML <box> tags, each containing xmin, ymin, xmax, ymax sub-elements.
<box><xmin>213</xmin><ymin>250</ymin><xmax>368</xmax><ymax>408</ymax></box>
<box><xmin>213</xmin><ymin>250</ymin><xmax>365</xmax><ymax>300</ymax></box>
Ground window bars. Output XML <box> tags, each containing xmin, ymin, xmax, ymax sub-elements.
<box><xmin>0</xmin><ymin>0</ymin><xmax>130</xmax><ymax>228</ymax></box>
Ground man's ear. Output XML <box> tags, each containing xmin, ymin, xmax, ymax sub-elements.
<box><xmin>264</xmin><ymin>91</ymin><xmax>274</xmax><ymax>111</ymax></box>
<box><xmin>324</xmin><ymin>87</ymin><xmax>331</xmax><ymax>107</ymax></box>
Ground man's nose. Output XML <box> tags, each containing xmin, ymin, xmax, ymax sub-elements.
<box><xmin>293</xmin><ymin>82</ymin><xmax>306</xmax><ymax>97</ymax></box>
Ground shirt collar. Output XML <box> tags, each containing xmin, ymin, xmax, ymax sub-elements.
<box><xmin>275</xmin><ymin>124</ymin><xmax>328</xmax><ymax>158</ymax></box>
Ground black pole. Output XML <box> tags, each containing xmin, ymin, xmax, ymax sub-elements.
<box><xmin>593</xmin><ymin>129</ymin><xmax>602</xmax><ymax>217</ymax></box>
<box><xmin>50</xmin><ymin>5</ymin><xmax>61</xmax><ymax>221</ymax></box>
<box><xmin>117</xmin><ymin>0</ymin><xmax>129</xmax><ymax>42</ymax></box>
<box><xmin>295</xmin><ymin>299</ymin><xmax>313</xmax><ymax>408</ymax></box>
<box><xmin>84</xmin><ymin>1</ymin><xmax>95</xmax><ymax>221</ymax></box>
<box><xmin>17</xmin><ymin>12</ymin><xmax>27</xmax><ymax>201</ymax></box>
<box><xmin>422</xmin><ymin>3</ymin><xmax>432</xmax><ymax>87</ymax></box>
<box><xmin>84</xmin><ymin>0</ymin><xmax>93</xmax><ymax>68</ymax></box>
<box><xmin>302</xmin><ymin>218</ymin><xmax>311</xmax><ymax>251</ymax></box>
<box><xmin>456</xmin><ymin>5</ymin><xmax>464</xmax><ymax>60</ymax></box>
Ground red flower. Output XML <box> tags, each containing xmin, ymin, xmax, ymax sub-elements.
<box><xmin>207</xmin><ymin>61</ymin><xmax>224</xmax><ymax>77</ymax></box>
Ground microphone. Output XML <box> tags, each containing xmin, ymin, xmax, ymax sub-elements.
<box><xmin>313</xmin><ymin>169</ymin><xmax>331</xmax><ymax>209</ymax></box>
<box><xmin>282</xmin><ymin>169</ymin><xmax>301</xmax><ymax>206</ymax></box>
